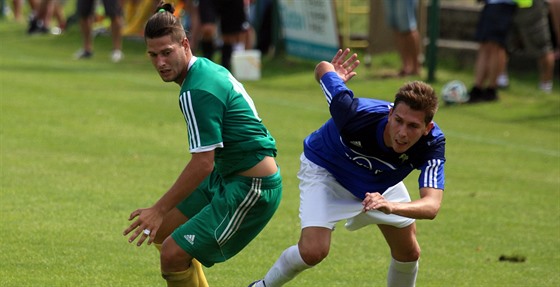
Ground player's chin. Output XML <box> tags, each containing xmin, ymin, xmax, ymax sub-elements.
<box><xmin>158</xmin><ymin>71</ymin><xmax>175</xmax><ymax>82</ymax></box>
<box><xmin>393</xmin><ymin>144</ymin><xmax>411</xmax><ymax>154</ymax></box>
<box><xmin>160</xmin><ymin>75</ymin><xmax>175</xmax><ymax>83</ymax></box>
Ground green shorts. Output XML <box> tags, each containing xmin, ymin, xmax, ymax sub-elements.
<box><xmin>172</xmin><ymin>169</ymin><xmax>282</xmax><ymax>267</ymax></box>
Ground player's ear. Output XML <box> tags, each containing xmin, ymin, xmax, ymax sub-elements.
<box><xmin>424</xmin><ymin>121</ymin><xmax>434</xmax><ymax>135</ymax></box>
<box><xmin>181</xmin><ymin>37</ymin><xmax>190</xmax><ymax>50</ymax></box>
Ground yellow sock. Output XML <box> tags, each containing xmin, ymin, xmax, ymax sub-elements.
<box><xmin>155</xmin><ymin>243</ymin><xmax>208</xmax><ymax>287</ymax></box>
<box><xmin>191</xmin><ymin>259</ymin><xmax>209</xmax><ymax>287</ymax></box>
<box><xmin>162</xmin><ymin>268</ymin><xmax>197</xmax><ymax>287</ymax></box>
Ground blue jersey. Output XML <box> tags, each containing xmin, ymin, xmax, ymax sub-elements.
<box><xmin>303</xmin><ymin>72</ymin><xmax>446</xmax><ymax>200</ymax></box>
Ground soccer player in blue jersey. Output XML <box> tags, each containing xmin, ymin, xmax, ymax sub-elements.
<box><xmin>249</xmin><ymin>48</ymin><xmax>446</xmax><ymax>287</ymax></box>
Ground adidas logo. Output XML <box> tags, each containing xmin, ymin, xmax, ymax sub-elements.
<box><xmin>184</xmin><ymin>234</ymin><xmax>195</xmax><ymax>245</ymax></box>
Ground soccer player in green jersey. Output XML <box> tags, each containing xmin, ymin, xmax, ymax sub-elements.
<box><xmin>123</xmin><ymin>3</ymin><xmax>282</xmax><ymax>286</ymax></box>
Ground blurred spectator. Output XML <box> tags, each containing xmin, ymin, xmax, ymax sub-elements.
<box><xmin>250</xmin><ymin>0</ymin><xmax>274</xmax><ymax>55</ymax></box>
<box><xmin>75</xmin><ymin>0</ymin><xmax>124</xmax><ymax>62</ymax></box>
<box><xmin>383</xmin><ymin>0</ymin><xmax>421</xmax><ymax>77</ymax></box>
<box><xmin>468</xmin><ymin>0</ymin><xmax>517</xmax><ymax>103</ymax></box>
<box><xmin>28</xmin><ymin>0</ymin><xmax>66</xmax><ymax>35</ymax></box>
<box><xmin>549</xmin><ymin>0</ymin><xmax>560</xmax><ymax>60</ymax></box>
<box><xmin>5</xmin><ymin>0</ymin><xmax>36</xmax><ymax>22</ymax></box>
<box><xmin>240</xmin><ymin>0</ymin><xmax>255</xmax><ymax>50</ymax></box>
<box><xmin>183</xmin><ymin>0</ymin><xmax>200</xmax><ymax>53</ymax></box>
<box><xmin>499</xmin><ymin>0</ymin><xmax>555</xmax><ymax>93</ymax></box>
<box><xmin>11</xmin><ymin>0</ymin><xmax>28</xmax><ymax>22</ymax></box>
<box><xmin>198</xmin><ymin>0</ymin><xmax>248</xmax><ymax>71</ymax></box>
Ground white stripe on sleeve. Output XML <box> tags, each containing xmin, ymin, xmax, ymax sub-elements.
<box><xmin>180</xmin><ymin>91</ymin><xmax>201</xmax><ymax>149</ymax></box>
<box><xmin>423</xmin><ymin>159</ymin><xmax>442</xmax><ymax>188</ymax></box>
<box><xmin>319</xmin><ymin>79</ymin><xmax>332</xmax><ymax>105</ymax></box>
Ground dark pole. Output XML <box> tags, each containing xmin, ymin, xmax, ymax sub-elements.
<box><xmin>0</xmin><ymin>0</ymin><xmax>5</xmax><ymax>20</ymax></box>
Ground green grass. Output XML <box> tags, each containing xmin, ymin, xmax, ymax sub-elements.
<box><xmin>1</xmin><ymin>15</ymin><xmax>559</xmax><ymax>287</ymax></box>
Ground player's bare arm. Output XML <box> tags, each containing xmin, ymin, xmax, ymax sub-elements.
<box><xmin>314</xmin><ymin>48</ymin><xmax>360</xmax><ymax>83</ymax></box>
<box><xmin>362</xmin><ymin>187</ymin><xmax>442</xmax><ymax>220</ymax></box>
<box><xmin>123</xmin><ymin>150</ymin><xmax>214</xmax><ymax>246</ymax></box>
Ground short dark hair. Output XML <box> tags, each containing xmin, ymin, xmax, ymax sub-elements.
<box><xmin>144</xmin><ymin>2</ymin><xmax>186</xmax><ymax>43</ymax></box>
<box><xmin>394</xmin><ymin>81</ymin><xmax>438</xmax><ymax>124</ymax></box>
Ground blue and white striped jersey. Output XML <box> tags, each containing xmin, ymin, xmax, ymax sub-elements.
<box><xmin>303</xmin><ymin>72</ymin><xmax>446</xmax><ymax>200</ymax></box>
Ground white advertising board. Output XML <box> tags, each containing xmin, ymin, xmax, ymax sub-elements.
<box><xmin>278</xmin><ymin>0</ymin><xmax>340</xmax><ymax>61</ymax></box>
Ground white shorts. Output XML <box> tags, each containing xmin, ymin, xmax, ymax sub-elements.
<box><xmin>298</xmin><ymin>153</ymin><xmax>415</xmax><ymax>230</ymax></box>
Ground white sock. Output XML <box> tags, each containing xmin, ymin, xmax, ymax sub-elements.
<box><xmin>258</xmin><ymin>245</ymin><xmax>310</xmax><ymax>287</ymax></box>
<box><xmin>387</xmin><ymin>258</ymin><xmax>419</xmax><ymax>287</ymax></box>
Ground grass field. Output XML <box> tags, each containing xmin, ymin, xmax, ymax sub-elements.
<box><xmin>1</xmin><ymin>13</ymin><xmax>559</xmax><ymax>287</ymax></box>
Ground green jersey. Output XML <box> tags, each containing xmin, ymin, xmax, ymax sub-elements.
<box><xmin>178</xmin><ymin>57</ymin><xmax>277</xmax><ymax>177</ymax></box>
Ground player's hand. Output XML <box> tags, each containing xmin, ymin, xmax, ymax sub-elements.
<box><xmin>331</xmin><ymin>48</ymin><xmax>360</xmax><ymax>83</ymax></box>
<box><xmin>123</xmin><ymin>207</ymin><xmax>164</xmax><ymax>246</ymax></box>
<box><xmin>362</xmin><ymin>192</ymin><xmax>393</xmax><ymax>214</ymax></box>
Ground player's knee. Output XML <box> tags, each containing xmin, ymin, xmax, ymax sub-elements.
<box><xmin>160</xmin><ymin>241</ymin><xmax>189</xmax><ymax>271</ymax></box>
<box><xmin>393</xmin><ymin>246</ymin><xmax>421</xmax><ymax>262</ymax></box>
<box><xmin>409</xmin><ymin>247</ymin><xmax>421</xmax><ymax>261</ymax></box>
<box><xmin>159</xmin><ymin>247</ymin><xmax>176</xmax><ymax>270</ymax></box>
<box><xmin>299</xmin><ymin>244</ymin><xmax>329</xmax><ymax>266</ymax></box>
